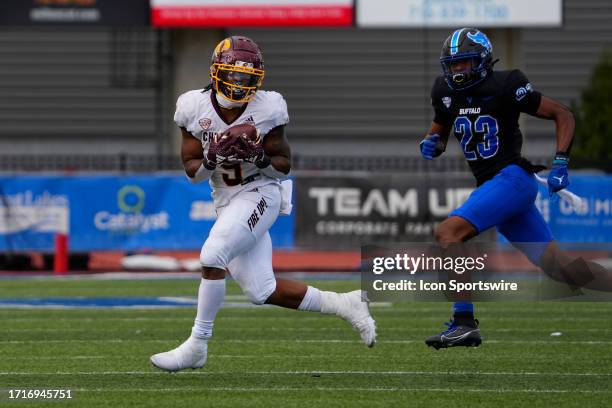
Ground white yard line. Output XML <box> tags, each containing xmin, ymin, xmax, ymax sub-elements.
<box><xmin>2</xmin><ymin>339</ymin><xmax>612</xmax><ymax>345</ymax></box>
<box><xmin>0</xmin><ymin>370</ymin><xmax>610</xmax><ymax>377</ymax></box>
<box><xmin>2</xmin><ymin>327</ymin><xmax>609</xmax><ymax>333</ymax></box>
<box><xmin>0</xmin><ymin>271</ymin><xmax>360</xmax><ymax>281</ymax></box>
<box><xmin>0</xmin><ymin>354</ymin><xmax>314</xmax><ymax>360</ymax></box>
<box><xmin>2</xmin><ymin>316</ymin><xmax>608</xmax><ymax>323</ymax></box>
<box><xmin>70</xmin><ymin>387</ymin><xmax>612</xmax><ymax>394</ymax></box>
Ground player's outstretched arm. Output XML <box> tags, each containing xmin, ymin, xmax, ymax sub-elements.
<box><xmin>255</xmin><ymin>125</ymin><xmax>291</xmax><ymax>178</ymax></box>
<box><xmin>420</xmin><ymin>122</ymin><xmax>450</xmax><ymax>160</ymax></box>
<box><xmin>180</xmin><ymin>127</ymin><xmax>211</xmax><ymax>184</ymax></box>
<box><xmin>534</xmin><ymin>95</ymin><xmax>575</xmax><ymax>154</ymax></box>
<box><xmin>533</xmin><ymin>96</ymin><xmax>575</xmax><ymax>193</ymax></box>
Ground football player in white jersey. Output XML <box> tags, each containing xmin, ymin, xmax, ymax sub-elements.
<box><xmin>150</xmin><ymin>36</ymin><xmax>377</xmax><ymax>372</ymax></box>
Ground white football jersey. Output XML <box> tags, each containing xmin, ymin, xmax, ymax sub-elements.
<box><xmin>174</xmin><ymin>89</ymin><xmax>289</xmax><ymax>207</ymax></box>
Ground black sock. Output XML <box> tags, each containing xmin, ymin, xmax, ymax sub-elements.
<box><xmin>453</xmin><ymin>311</ymin><xmax>476</xmax><ymax>327</ymax></box>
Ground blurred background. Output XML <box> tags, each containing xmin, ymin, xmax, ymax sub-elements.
<box><xmin>0</xmin><ymin>0</ymin><xmax>610</xmax><ymax>272</ymax></box>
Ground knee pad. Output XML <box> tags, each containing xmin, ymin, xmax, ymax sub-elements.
<box><xmin>200</xmin><ymin>240</ymin><xmax>230</xmax><ymax>269</ymax></box>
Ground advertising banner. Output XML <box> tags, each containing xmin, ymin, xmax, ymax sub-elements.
<box><xmin>534</xmin><ymin>174</ymin><xmax>612</xmax><ymax>244</ymax></box>
<box><xmin>0</xmin><ymin>0</ymin><xmax>150</xmax><ymax>26</ymax></box>
<box><xmin>357</xmin><ymin>0</ymin><xmax>562</xmax><ymax>28</ymax></box>
<box><xmin>151</xmin><ymin>0</ymin><xmax>353</xmax><ymax>28</ymax></box>
<box><xmin>295</xmin><ymin>172</ymin><xmax>476</xmax><ymax>248</ymax></box>
<box><xmin>295</xmin><ymin>172</ymin><xmax>612</xmax><ymax>248</ymax></box>
<box><xmin>0</xmin><ymin>175</ymin><xmax>294</xmax><ymax>251</ymax></box>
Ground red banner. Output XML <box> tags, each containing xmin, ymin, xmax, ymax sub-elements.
<box><xmin>152</xmin><ymin>3</ymin><xmax>353</xmax><ymax>27</ymax></box>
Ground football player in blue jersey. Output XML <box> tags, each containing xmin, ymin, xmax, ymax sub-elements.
<box><xmin>420</xmin><ymin>28</ymin><xmax>575</xmax><ymax>349</ymax></box>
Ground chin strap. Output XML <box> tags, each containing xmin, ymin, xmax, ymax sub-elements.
<box><xmin>215</xmin><ymin>92</ymin><xmax>246</xmax><ymax>109</ymax></box>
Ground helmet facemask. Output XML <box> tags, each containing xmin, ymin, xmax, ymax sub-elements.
<box><xmin>440</xmin><ymin>52</ymin><xmax>489</xmax><ymax>90</ymax></box>
<box><xmin>209</xmin><ymin>36</ymin><xmax>265</xmax><ymax>104</ymax></box>
<box><xmin>440</xmin><ymin>28</ymin><xmax>494</xmax><ymax>91</ymax></box>
<box><xmin>211</xmin><ymin>62</ymin><xmax>265</xmax><ymax>103</ymax></box>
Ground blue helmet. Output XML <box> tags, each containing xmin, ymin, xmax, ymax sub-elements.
<box><xmin>440</xmin><ymin>28</ymin><xmax>494</xmax><ymax>90</ymax></box>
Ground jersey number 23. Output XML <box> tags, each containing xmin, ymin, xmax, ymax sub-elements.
<box><xmin>454</xmin><ymin>115</ymin><xmax>499</xmax><ymax>161</ymax></box>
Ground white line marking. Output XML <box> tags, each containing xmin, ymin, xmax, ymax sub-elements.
<box><xmin>0</xmin><ymin>271</ymin><xmax>361</xmax><ymax>281</ymax></box>
<box><xmin>0</xmin><ymin>354</ymin><xmax>314</xmax><ymax>360</ymax></box>
<box><xmin>2</xmin><ymin>316</ymin><xmax>609</xmax><ymax>325</ymax></box>
<box><xmin>71</xmin><ymin>387</ymin><xmax>612</xmax><ymax>394</ymax></box>
<box><xmin>0</xmin><ymin>355</ymin><xmax>106</xmax><ymax>360</ymax></box>
<box><xmin>2</xmin><ymin>339</ymin><xmax>612</xmax><ymax>345</ymax></box>
<box><xmin>1</xmin><ymin>370</ymin><xmax>610</xmax><ymax>377</ymax></box>
<box><xmin>2</xmin><ymin>327</ymin><xmax>610</xmax><ymax>334</ymax></box>
<box><xmin>6</xmin><ymin>313</ymin><xmax>609</xmax><ymax>324</ymax></box>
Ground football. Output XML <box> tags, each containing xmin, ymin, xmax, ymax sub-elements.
<box><xmin>221</xmin><ymin>123</ymin><xmax>260</xmax><ymax>144</ymax></box>
<box><xmin>216</xmin><ymin>123</ymin><xmax>261</xmax><ymax>159</ymax></box>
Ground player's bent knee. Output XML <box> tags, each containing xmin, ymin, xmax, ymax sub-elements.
<box><xmin>240</xmin><ymin>279</ymin><xmax>276</xmax><ymax>305</ymax></box>
<box><xmin>245</xmin><ymin>292</ymin><xmax>267</xmax><ymax>305</ymax></box>
<box><xmin>244</xmin><ymin>288</ymin><xmax>273</xmax><ymax>305</ymax></box>
<box><xmin>200</xmin><ymin>241</ymin><xmax>230</xmax><ymax>269</ymax></box>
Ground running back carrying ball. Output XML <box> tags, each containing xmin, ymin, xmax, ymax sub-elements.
<box><xmin>151</xmin><ymin>35</ymin><xmax>377</xmax><ymax>373</ymax></box>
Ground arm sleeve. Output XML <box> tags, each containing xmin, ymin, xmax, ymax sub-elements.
<box><xmin>504</xmin><ymin>70</ymin><xmax>542</xmax><ymax>115</ymax></box>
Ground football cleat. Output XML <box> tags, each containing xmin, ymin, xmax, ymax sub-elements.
<box><xmin>335</xmin><ymin>290</ymin><xmax>377</xmax><ymax>347</ymax></box>
<box><xmin>150</xmin><ymin>336</ymin><xmax>208</xmax><ymax>372</ymax></box>
<box><xmin>425</xmin><ymin>318</ymin><xmax>481</xmax><ymax>349</ymax></box>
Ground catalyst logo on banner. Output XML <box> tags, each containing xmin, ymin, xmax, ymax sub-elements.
<box><xmin>94</xmin><ymin>185</ymin><xmax>169</xmax><ymax>233</ymax></box>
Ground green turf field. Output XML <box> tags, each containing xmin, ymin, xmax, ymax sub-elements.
<box><xmin>1</xmin><ymin>277</ymin><xmax>612</xmax><ymax>407</ymax></box>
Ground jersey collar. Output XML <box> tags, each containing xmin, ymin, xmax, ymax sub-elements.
<box><xmin>210</xmin><ymin>91</ymin><xmax>249</xmax><ymax>126</ymax></box>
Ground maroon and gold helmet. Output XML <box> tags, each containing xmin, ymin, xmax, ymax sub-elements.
<box><xmin>210</xmin><ymin>36</ymin><xmax>265</xmax><ymax>103</ymax></box>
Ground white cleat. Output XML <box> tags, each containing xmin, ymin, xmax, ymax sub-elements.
<box><xmin>336</xmin><ymin>290</ymin><xmax>377</xmax><ymax>347</ymax></box>
<box><xmin>150</xmin><ymin>336</ymin><xmax>208</xmax><ymax>372</ymax></box>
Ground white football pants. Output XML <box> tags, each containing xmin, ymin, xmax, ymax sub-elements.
<box><xmin>199</xmin><ymin>183</ymin><xmax>280</xmax><ymax>304</ymax></box>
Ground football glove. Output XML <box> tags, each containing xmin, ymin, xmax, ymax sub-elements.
<box><xmin>547</xmin><ymin>152</ymin><xmax>570</xmax><ymax>196</ymax></box>
<box><xmin>420</xmin><ymin>133</ymin><xmax>440</xmax><ymax>160</ymax></box>
<box><xmin>205</xmin><ymin>133</ymin><xmax>234</xmax><ymax>168</ymax></box>
<box><xmin>242</xmin><ymin>137</ymin><xmax>266</xmax><ymax>165</ymax></box>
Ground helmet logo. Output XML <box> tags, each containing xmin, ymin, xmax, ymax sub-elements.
<box><xmin>467</xmin><ymin>31</ymin><xmax>492</xmax><ymax>51</ymax></box>
<box><xmin>213</xmin><ymin>39</ymin><xmax>231</xmax><ymax>57</ymax></box>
